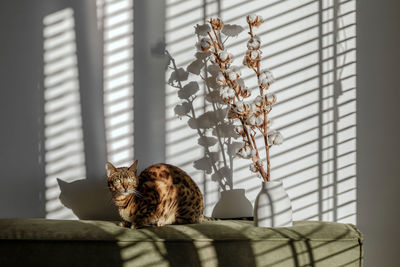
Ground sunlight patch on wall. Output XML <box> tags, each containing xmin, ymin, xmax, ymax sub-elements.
<box><xmin>98</xmin><ymin>0</ymin><xmax>134</xmax><ymax>167</ymax></box>
<box><xmin>166</xmin><ymin>0</ymin><xmax>356</xmax><ymax>223</ymax></box>
<box><xmin>43</xmin><ymin>8</ymin><xmax>85</xmax><ymax>219</ymax></box>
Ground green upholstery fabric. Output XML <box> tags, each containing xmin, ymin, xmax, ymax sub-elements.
<box><xmin>0</xmin><ymin>219</ymin><xmax>363</xmax><ymax>267</ymax></box>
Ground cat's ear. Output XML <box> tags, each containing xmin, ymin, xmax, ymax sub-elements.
<box><xmin>105</xmin><ymin>162</ymin><xmax>118</xmax><ymax>177</ymax></box>
<box><xmin>128</xmin><ymin>160</ymin><xmax>138</xmax><ymax>173</ymax></box>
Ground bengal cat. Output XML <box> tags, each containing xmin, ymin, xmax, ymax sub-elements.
<box><xmin>106</xmin><ymin>161</ymin><xmax>214</xmax><ymax>229</ymax></box>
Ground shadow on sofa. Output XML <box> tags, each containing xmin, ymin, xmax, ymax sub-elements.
<box><xmin>116</xmin><ymin>220</ymin><xmax>362</xmax><ymax>267</ymax></box>
<box><xmin>0</xmin><ymin>219</ymin><xmax>124</xmax><ymax>266</ymax></box>
<box><xmin>0</xmin><ymin>219</ymin><xmax>363</xmax><ymax>267</ymax></box>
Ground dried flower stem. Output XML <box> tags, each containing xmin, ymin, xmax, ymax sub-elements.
<box><xmin>189</xmin><ymin>16</ymin><xmax>283</xmax><ymax>182</ymax></box>
<box><xmin>248</xmin><ymin>23</ymin><xmax>272</xmax><ymax>181</ymax></box>
<box><xmin>207</xmin><ymin>26</ymin><xmax>268</xmax><ymax>182</ymax></box>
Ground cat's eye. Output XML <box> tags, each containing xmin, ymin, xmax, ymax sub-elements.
<box><xmin>115</xmin><ymin>179</ymin><xmax>121</xmax><ymax>184</ymax></box>
<box><xmin>128</xmin><ymin>178</ymin><xmax>134</xmax><ymax>183</ymax></box>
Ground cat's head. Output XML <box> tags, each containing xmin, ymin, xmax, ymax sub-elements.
<box><xmin>105</xmin><ymin>160</ymin><xmax>139</xmax><ymax>196</ymax></box>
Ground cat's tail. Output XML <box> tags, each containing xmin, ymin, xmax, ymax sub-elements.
<box><xmin>199</xmin><ymin>215</ymin><xmax>219</xmax><ymax>222</ymax></box>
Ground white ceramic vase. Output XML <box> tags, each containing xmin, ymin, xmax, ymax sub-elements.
<box><xmin>254</xmin><ymin>181</ymin><xmax>293</xmax><ymax>227</ymax></box>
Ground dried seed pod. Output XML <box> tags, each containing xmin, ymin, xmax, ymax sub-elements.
<box><xmin>216</xmin><ymin>72</ymin><xmax>226</xmax><ymax>86</ymax></box>
<box><xmin>252</xmin><ymin>155</ymin><xmax>259</xmax><ymax>163</ymax></box>
<box><xmin>241</xmin><ymin>103</ymin><xmax>253</xmax><ymax>118</ymax></box>
<box><xmin>240</xmin><ymin>87</ymin><xmax>251</xmax><ymax>98</ymax></box>
<box><xmin>219</xmin><ymin>51</ymin><xmax>233</xmax><ymax>64</ymax></box>
<box><xmin>249</xmin><ymin>103</ymin><xmax>258</xmax><ymax>113</ymax></box>
<box><xmin>259</xmin><ymin>69</ymin><xmax>275</xmax><ymax>88</ymax></box>
<box><xmin>209</xmin><ymin>53</ymin><xmax>217</xmax><ymax>63</ymax></box>
<box><xmin>243</xmin><ymin>50</ymin><xmax>260</xmax><ymax>68</ymax></box>
<box><xmin>255</xmin><ymin>115</ymin><xmax>264</xmax><ymax>127</ymax></box>
<box><xmin>265</xmin><ymin>93</ymin><xmax>277</xmax><ymax>105</ymax></box>
<box><xmin>227</xmin><ymin>69</ymin><xmax>238</xmax><ymax>81</ymax></box>
<box><xmin>234</xmin><ymin>125</ymin><xmax>246</xmax><ymax>137</ymax></box>
<box><xmin>247</xmin><ymin>14</ymin><xmax>264</xmax><ymax>27</ymax></box>
<box><xmin>220</xmin><ymin>86</ymin><xmax>236</xmax><ymax>101</ymax></box>
<box><xmin>254</xmin><ymin>96</ymin><xmax>264</xmax><ymax>107</ymax></box>
<box><xmin>249</xmin><ymin>163</ymin><xmax>258</xmax><ymax>172</ymax></box>
<box><xmin>226</xmin><ymin>66</ymin><xmax>241</xmax><ymax>84</ymax></box>
<box><xmin>219</xmin><ymin>51</ymin><xmax>228</xmax><ymax>61</ymax></box>
<box><xmin>248</xmin><ymin>114</ymin><xmax>257</xmax><ymax>125</ymax></box>
<box><xmin>227</xmin><ymin>88</ymin><xmax>236</xmax><ymax>98</ymax></box>
<box><xmin>268</xmin><ymin>131</ymin><xmax>284</xmax><ymax>146</ymax></box>
<box><xmin>238</xmin><ymin>145</ymin><xmax>252</xmax><ymax>159</ymax></box>
<box><xmin>259</xmin><ymin>78</ymin><xmax>269</xmax><ymax>88</ymax></box>
<box><xmin>210</xmin><ymin>17</ymin><xmax>224</xmax><ymax>30</ymax></box>
<box><xmin>250</xmin><ymin>50</ymin><xmax>259</xmax><ymax>60</ymax></box>
<box><xmin>247</xmin><ymin>35</ymin><xmax>261</xmax><ymax>50</ymax></box>
<box><xmin>234</xmin><ymin>84</ymin><xmax>241</xmax><ymax>94</ymax></box>
<box><xmin>235</xmin><ymin>101</ymin><xmax>245</xmax><ymax>112</ymax></box>
<box><xmin>197</xmin><ymin>37</ymin><xmax>213</xmax><ymax>52</ymax></box>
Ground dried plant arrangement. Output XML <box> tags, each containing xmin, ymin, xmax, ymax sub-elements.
<box><xmin>168</xmin><ymin>14</ymin><xmax>283</xmax><ymax>183</ymax></box>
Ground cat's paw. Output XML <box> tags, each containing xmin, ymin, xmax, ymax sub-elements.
<box><xmin>130</xmin><ymin>224</ymin><xmax>139</xmax><ymax>229</ymax></box>
<box><xmin>157</xmin><ymin>221</ymin><xmax>166</xmax><ymax>227</ymax></box>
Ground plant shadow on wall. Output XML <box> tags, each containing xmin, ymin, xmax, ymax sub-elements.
<box><xmin>166</xmin><ymin>48</ymin><xmax>253</xmax><ymax>218</ymax></box>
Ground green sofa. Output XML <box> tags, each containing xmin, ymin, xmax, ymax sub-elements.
<box><xmin>0</xmin><ymin>219</ymin><xmax>363</xmax><ymax>266</ymax></box>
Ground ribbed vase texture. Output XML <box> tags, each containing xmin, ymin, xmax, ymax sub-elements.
<box><xmin>254</xmin><ymin>181</ymin><xmax>293</xmax><ymax>227</ymax></box>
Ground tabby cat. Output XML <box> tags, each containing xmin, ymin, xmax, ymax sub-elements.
<box><xmin>106</xmin><ymin>160</ymin><xmax>213</xmax><ymax>229</ymax></box>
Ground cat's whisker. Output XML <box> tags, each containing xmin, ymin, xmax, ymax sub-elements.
<box><xmin>132</xmin><ymin>190</ymin><xmax>144</xmax><ymax>198</ymax></box>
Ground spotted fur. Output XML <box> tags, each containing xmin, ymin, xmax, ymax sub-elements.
<box><xmin>106</xmin><ymin>161</ymin><xmax>213</xmax><ymax>229</ymax></box>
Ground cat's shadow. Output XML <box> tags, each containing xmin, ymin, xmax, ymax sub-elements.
<box><xmin>57</xmin><ymin>178</ymin><xmax>120</xmax><ymax>220</ymax></box>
